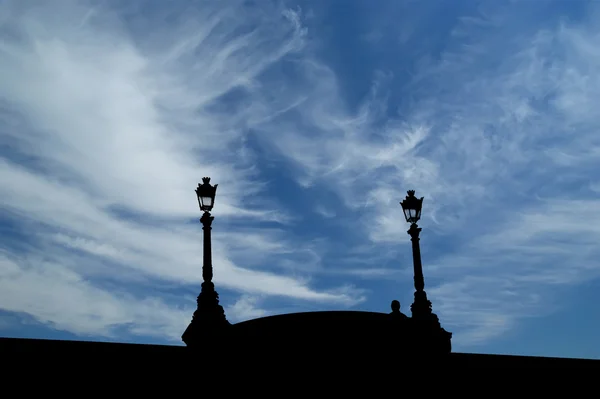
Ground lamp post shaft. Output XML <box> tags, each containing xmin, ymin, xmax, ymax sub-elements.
<box><xmin>408</xmin><ymin>222</ymin><xmax>433</xmax><ymax>319</ymax></box>
<box><xmin>408</xmin><ymin>223</ymin><xmax>425</xmax><ymax>292</ymax></box>
<box><xmin>201</xmin><ymin>211</ymin><xmax>214</xmax><ymax>283</ymax></box>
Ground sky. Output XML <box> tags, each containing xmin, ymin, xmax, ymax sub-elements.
<box><xmin>1</xmin><ymin>0</ymin><xmax>600</xmax><ymax>359</ymax></box>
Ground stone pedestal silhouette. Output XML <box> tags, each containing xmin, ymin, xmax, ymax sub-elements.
<box><xmin>181</xmin><ymin>282</ymin><xmax>230</xmax><ymax>347</ymax></box>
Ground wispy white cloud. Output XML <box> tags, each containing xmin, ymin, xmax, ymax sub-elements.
<box><xmin>0</xmin><ymin>251</ymin><xmax>190</xmax><ymax>341</ymax></box>
<box><xmin>2</xmin><ymin>0</ymin><xmax>600</xmax><ymax>354</ymax></box>
<box><xmin>226</xmin><ymin>295</ymin><xmax>269</xmax><ymax>322</ymax></box>
<box><xmin>0</xmin><ymin>0</ymin><xmax>364</xmax><ymax>341</ymax></box>
<box><xmin>246</xmin><ymin>1</ymin><xmax>600</xmax><ymax>347</ymax></box>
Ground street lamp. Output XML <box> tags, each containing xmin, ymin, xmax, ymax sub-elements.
<box><xmin>196</xmin><ymin>177</ymin><xmax>218</xmax><ymax>284</ymax></box>
<box><xmin>196</xmin><ymin>176</ymin><xmax>217</xmax><ymax>213</ymax></box>
<box><xmin>400</xmin><ymin>190</ymin><xmax>423</xmax><ymax>225</ymax></box>
<box><xmin>182</xmin><ymin>177</ymin><xmax>229</xmax><ymax>347</ymax></box>
<box><xmin>400</xmin><ymin>190</ymin><xmax>433</xmax><ymax>320</ymax></box>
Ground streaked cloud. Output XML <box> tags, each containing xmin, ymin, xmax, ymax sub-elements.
<box><xmin>1</xmin><ymin>0</ymin><xmax>600</xmax><ymax>357</ymax></box>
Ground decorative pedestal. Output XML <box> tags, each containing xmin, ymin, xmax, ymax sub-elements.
<box><xmin>181</xmin><ymin>282</ymin><xmax>230</xmax><ymax>347</ymax></box>
<box><xmin>409</xmin><ymin>317</ymin><xmax>452</xmax><ymax>354</ymax></box>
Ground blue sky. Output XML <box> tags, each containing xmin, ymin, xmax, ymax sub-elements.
<box><xmin>1</xmin><ymin>0</ymin><xmax>600</xmax><ymax>359</ymax></box>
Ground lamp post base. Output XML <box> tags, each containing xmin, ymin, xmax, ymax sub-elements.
<box><xmin>409</xmin><ymin>290</ymin><xmax>452</xmax><ymax>353</ymax></box>
<box><xmin>409</xmin><ymin>320</ymin><xmax>453</xmax><ymax>354</ymax></box>
<box><xmin>182</xmin><ymin>282</ymin><xmax>230</xmax><ymax>347</ymax></box>
<box><xmin>410</xmin><ymin>290</ymin><xmax>435</xmax><ymax>320</ymax></box>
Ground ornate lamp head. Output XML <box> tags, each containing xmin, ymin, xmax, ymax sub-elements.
<box><xmin>195</xmin><ymin>177</ymin><xmax>218</xmax><ymax>212</ymax></box>
<box><xmin>400</xmin><ymin>190</ymin><xmax>424</xmax><ymax>224</ymax></box>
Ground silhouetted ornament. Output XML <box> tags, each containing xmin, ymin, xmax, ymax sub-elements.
<box><xmin>390</xmin><ymin>300</ymin><xmax>409</xmax><ymax>321</ymax></box>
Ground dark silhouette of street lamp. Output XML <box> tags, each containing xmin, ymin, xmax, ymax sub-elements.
<box><xmin>400</xmin><ymin>190</ymin><xmax>434</xmax><ymax>321</ymax></box>
<box><xmin>196</xmin><ymin>177</ymin><xmax>217</xmax><ymax>284</ymax></box>
<box><xmin>182</xmin><ymin>177</ymin><xmax>229</xmax><ymax>347</ymax></box>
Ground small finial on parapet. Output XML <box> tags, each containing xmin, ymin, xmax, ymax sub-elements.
<box><xmin>390</xmin><ymin>300</ymin><xmax>408</xmax><ymax>320</ymax></box>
